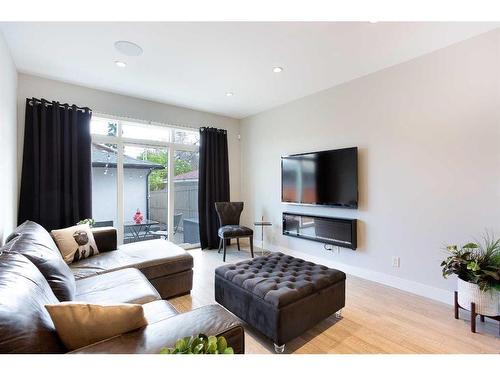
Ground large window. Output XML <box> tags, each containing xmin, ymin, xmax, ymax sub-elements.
<box><xmin>90</xmin><ymin>116</ymin><xmax>200</xmax><ymax>249</ymax></box>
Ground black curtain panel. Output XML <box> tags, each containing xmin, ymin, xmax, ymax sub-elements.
<box><xmin>198</xmin><ymin>127</ymin><xmax>230</xmax><ymax>249</ymax></box>
<box><xmin>18</xmin><ymin>98</ymin><xmax>93</xmax><ymax>231</ymax></box>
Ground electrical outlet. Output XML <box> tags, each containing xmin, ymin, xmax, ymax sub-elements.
<box><xmin>392</xmin><ymin>257</ymin><xmax>400</xmax><ymax>268</ymax></box>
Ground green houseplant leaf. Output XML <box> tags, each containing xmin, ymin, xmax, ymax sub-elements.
<box><xmin>441</xmin><ymin>231</ymin><xmax>500</xmax><ymax>292</ymax></box>
<box><xmin>160</xmin><ymin>333</ymin><xmax>235</xmax><ymax>354</ymax></box>
<box><xmin>217</xmin><ymin>336</ymin><xmax>228</xmax><ymax>353</ymax></box>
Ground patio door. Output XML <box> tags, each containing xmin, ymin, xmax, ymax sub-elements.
<box><xmin>122</xmin><ymin>144</ymin><xmax>168</xmax><ymax>244</ymax></box>
<box><xmin>91</xmin><ymin>115</ymin><xmax>200</xmax><ymax>248</ymax></box>
<box><xmin>172</xmin><ymin>149</ymin><xmax>200</xmax><ymax>247</ymax></box>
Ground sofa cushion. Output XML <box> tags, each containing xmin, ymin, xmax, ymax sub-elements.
<box><xmin>119</xmin><ymin>240</ymin><xmax>194</xmax><ymax>279</ymax></box>
<box><xmin>0</xmin><ymin>252</ymin><xmax>65</xmax><ymax>353</ymax></box>
<box><xmin>51</xmin><ymin>224</ymin><xmax>99</xmax><ymax>264</ymax></box>
<box><xmin>215</xmin><ymin>252</ymin><xmax>346</xmax><ymax>307</ymax></box>
<box><xmin>75</xmin><ymin>268</ymin><xmax>161</xmax><ymax>305</ymax></box>
<box><xmin>142</xmin><ymin>300</ymin><xmax>179</xmax><ymax>324</ymax></box>
<box><xmin>70</xmin><ymin>250</ymin><xmax>137</xmax><ymax>279</ymax></box>
<box><xmin>218</xmin><ymin>225</ymin><xmax>253</xmax><ymax>238</ymax></box>
<box><xmin>6</xmin><ymin>220</ymin><xmax>59</xmax><ymax>249</ymax></box>
<box><xmin>70</xmin><ymin>239</ymin><xmax>193</xmax><ymax>281</ymax></box>
<box><xmin>45</xmin><ymin>302</ymin><xmax>148</xmax><ymax>351</ymax></box>
<box><xmin>4</xmin><ymin>221</ymin><xmax>76</xmax><ymax>301</ymax></box>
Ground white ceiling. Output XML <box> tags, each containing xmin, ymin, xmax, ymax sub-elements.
<box><xmin>1</xmin><ymin>22</ymin><xmax>498</xmax><ymax>119</ymax></box>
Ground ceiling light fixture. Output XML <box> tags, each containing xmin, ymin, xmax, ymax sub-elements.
<box><xmin>114</xmin><ymin>41</ymin><xmax>143</xmax><ymax>56</ymax></box>
<box><xmin>115</xmin><ymin>61</ymin><xmax>127</xmax><ymax>68</ymax></box>
<box><xmin>272</xmin><ymin>66</ymin><xmax>284</xmax><ymax>73</ymax></box>
<box><xmin>225</xmin><ymin>92</ymin><xmax>234</xmax><ymax>97</ymax></box>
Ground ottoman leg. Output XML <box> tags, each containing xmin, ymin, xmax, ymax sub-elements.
<box><xmin>274</xmin><ymin>343</ymin><xmax>285</xmax><ymax>354</ymax></box>
<box><xmin>335</xmin><ymin>309</ymin><xmax>343</xmax><ymax>318</ymax></box>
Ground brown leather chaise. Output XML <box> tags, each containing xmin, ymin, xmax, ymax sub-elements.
<box><xmin>7</xmin><ymin>221</ymin><xmax>193</xmax><ymax>299</ymax></box>
<box><xmin>0</xmin><ymin>221</ymin><xmax>245</xmax><ymax>354</ymax></box>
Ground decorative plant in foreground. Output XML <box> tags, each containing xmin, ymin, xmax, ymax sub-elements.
<box><xmin>160</xmin><ymin>334</ymin><xmax>234</xmax><ymax>354</ymax></box>
<box><xmin>441</xmin><ymin>232</ymin><xmax>500</xmax><ymax>292</ymax></box>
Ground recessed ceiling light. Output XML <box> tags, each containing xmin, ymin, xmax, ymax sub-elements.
<box><xmin>272</xmin><ymin>66</ymin><xmax>284</xmax><ymax>73</ymax></box>
<box><xmin>114</xmin><ymin>41</ymin><xmax>143</xmax><ymax>56</ymax></box>
<box><xmin>369</xmin><ymin>20</ymin><xmax>378</xmax><ymax>24</ymax></box>
<box><xmin>115</xmin><ymin>61</ymin><xmax>127</xmax><ymax>68</ymax></box>
<box><xmin>225</xmin><ymin>92</ymin><xmax>234</xmax><ymax>97</ymax></box>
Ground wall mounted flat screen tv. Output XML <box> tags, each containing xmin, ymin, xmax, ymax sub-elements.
<box><xmin>281</xmin><ymin>147</ymin><xmax>358</xmax><ymax>208</ymax></box>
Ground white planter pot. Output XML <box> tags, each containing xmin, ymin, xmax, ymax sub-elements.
<box><xmin>457</xmin><ymin>278</ymin><xmax>500</xmax><ymax>316</ymax></box>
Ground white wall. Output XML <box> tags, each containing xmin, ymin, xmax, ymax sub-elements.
<box><xmin>0</xmin><ymin>32</ymin><xmax>18</xmax><ymax>243</ymax></box>
<box><xmin>240</xmin><ymin>29</ymin><xmax>500</xmax><ymax>303</ymax></box>
<box><xmin>17</xmin><ymin>74</ymin><xmax>241</xmax><ymax>202</ymax></box>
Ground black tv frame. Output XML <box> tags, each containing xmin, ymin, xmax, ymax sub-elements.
<box><xmin>281</xmin><ymin>146</ymin><xmax>358</xmax><ymax>209</ymax></box>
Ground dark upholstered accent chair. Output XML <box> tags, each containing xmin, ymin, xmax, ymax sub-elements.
<box><xmin>215</xmin><ymin>202</ymin><xmax>254</xmax><ymax>262</ymax></box>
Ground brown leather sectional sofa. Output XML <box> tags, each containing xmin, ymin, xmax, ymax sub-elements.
<box><xmin>0</xmin><ymin>221</ymin><xmax>245</xmax><ymax>354</ymax></box>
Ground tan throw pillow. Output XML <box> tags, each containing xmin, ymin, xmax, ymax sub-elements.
<box><xmin>51</xmin><ymin>224</ymin><xmax>99</xmax><ymax>264</ymax></box>
<box><xmin>45</xmin><ymin>302</ymin><xmax>148</xmax><ymax>350</ymax></box>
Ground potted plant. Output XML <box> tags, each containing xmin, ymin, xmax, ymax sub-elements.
<box><xmin>160</xmin><ymin>333</ymin><xmax>234</xmax><ymax>354</ymax></box>
<box><xmin>77</xmin><ymin>218</ymin><xmax>95</xmax><ymax>227</ymax></box>
<box><xmin>441</xmin><ymin>233</ymin><xmax>500</xmax><ymax>316</ymax></box>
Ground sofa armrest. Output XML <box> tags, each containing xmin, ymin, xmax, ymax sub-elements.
<box><xmin>69</xmin><ymin>304</ymin><xmax>245</xmax><ymax>354</ymax></box>
<box><xmin>91</xmin><ymin>227</ymin><xmax>117</xmax><ymax>252</ymax></box>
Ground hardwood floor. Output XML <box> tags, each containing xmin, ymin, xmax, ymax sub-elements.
<box><xmin>169</xmin><ymin>246</ymin><xmax>500</xmax><ymax>354</ymax></box>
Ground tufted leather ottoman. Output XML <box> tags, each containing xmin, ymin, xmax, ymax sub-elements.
<box><xmin>215</xmin><ymin>252</ymin><xmax>345</xmax><ymax>352</ymax></box>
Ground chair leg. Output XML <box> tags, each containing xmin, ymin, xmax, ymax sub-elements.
<box><xmin>223</xmin><ymin>240</ymin><xmax>227</xmax><ymax>262</ymax></box>
<box><xmin>249</xmin><ymin>236</ymin><xmax>254</xmax><ymax>258</ymax></box>
<box><xmin>218</xmin><ymin>238</ymin><xmax>223</xmax><ymax>254</ymax></box>
<box><xmin>237</xmin><ymin>238</ymin><xmax>240</xmax><ymax>251</ymax></box>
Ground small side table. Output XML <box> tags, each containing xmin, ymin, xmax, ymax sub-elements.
<box><xmin>254</xmin><ymin>220</ymin><xmax>272</xmax><ymax>256</ymax></box>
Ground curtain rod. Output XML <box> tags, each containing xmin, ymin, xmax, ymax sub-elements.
<box><xmin>27</xmin><ymin>98</ymin><xmax>92</xmax><ymax>113</ymax></box>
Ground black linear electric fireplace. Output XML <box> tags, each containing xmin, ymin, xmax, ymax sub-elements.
<box><xmin>282</xmin><ymin>212</ymin><xmax>357</xmax><ymax>250</ymax></box>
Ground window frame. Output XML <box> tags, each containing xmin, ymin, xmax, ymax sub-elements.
<box><xmin>91</xmin><ymin>113</ymin><xmax>200</xmax><ymax>246</ymax></box>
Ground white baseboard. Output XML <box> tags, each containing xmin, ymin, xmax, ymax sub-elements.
<box><xmin>265</xmin><ymin>243</ymin><xmax>453</xmax><ymax>306</ymax></box>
